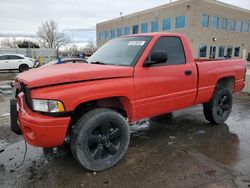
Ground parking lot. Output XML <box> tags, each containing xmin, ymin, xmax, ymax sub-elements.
<box><xmin>0</xmin><ymin>73</ymin><xmax>250</xmax><ymax>187</ymax></box>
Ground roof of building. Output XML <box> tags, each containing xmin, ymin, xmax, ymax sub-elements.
<box><xmin>97</xmin><ymin>0</ymin><xmax>250</xmax><ymax>26</ymax></box>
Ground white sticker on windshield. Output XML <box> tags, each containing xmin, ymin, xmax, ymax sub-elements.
<box><xmin>128</xmin><ymin>41</ymin><xmax>146</xmax><ymax>46</ymax></box>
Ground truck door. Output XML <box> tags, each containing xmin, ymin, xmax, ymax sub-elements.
<box><xmin>133</xmin><ymin>36</ymin><xmax>197</xmax><ymax>120</ymax></box>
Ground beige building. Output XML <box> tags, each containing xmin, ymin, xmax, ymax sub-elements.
<box><xmin>96</xmin><ymin>0</ymin><xmax>250</xmax><ymax>59</ymax></box>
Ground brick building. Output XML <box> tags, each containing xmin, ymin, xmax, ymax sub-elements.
<box><xmin>96</xmin><ymin>0</ymin><xmax>250</xmax><ymax>59</ymax></box>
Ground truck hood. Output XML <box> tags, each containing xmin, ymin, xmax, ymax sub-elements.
<box><xmin>16</xmin><ymin>63</ymin><xmax>134</xmax><ymax>88</ymax></box>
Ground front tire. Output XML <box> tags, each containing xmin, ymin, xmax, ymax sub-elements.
<box><xmin>70</xmin><ymin>108</ymin><xmax>130</xmax><ymax>171</ymax></box>
<box><xmin>203</xmin><ymin>88</ymin><xmax>233</xmax><ymax>124</ymax></box>
<box><xmin>19</xmin><ymin>64</ymin><xmax>29</xmax><ymax>72</ymax></box>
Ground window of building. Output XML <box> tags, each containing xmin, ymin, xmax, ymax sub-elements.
<box><xmin>201</xmin><ymin>15</ymin><xmax>209</xmax><ymax>28</ymax></box>
<box><xmin>150</xmin><ymin>37</ymin><xmax>186</xmax><ymax>65</ymax></box>
<box><xmin>104</xmin><ymin>31</ymin><xmax>109</xmax><ymax>40</ymax></box>
<box><xmin>234</xmin><ymin>47</ymin><xmax>240</xmax><ymax>57</ymax></box>
<box><xmin>151</xmin><ymin>21</ymin><xmax>159</xmax><ymax>32</ymax></box>
<box><xmin>111</xmin><ymin>30</ymin><xmax>116</xmax><ymax>39</ymax></box>
<box><xmin>236</xmin><ymin>21</ymin><xmax>242</xmax><ymax>32</ymax></box>
<box><xmin>141</xmin><ymin>23</ymin><xmax>148</xmax><ymax>33</ymax></box>
<box><xmin>124</xmin><ymin>27</ymin><xmax>130</xmax><ymax>35</ymax></box>
<box><xmin>99</xmin><ymin>32</ymin><xmax>105</xmax><ymax>40</ymax></box>
<box><xmin>117</xmin><ymin>28</ymin><xmax>123</xmax><ymax>37</ymax></box>
<box><xmin>219</xmin><ymin>46</ymin><xmax>225</xmax><ymax>58</ymax></box>
<box><xmin>209</xmin><ymin>46</ymin><xmax>217</xmax><ymax>59</ymax></box>
<box><xmin>212</xmin><ymin>16</ymin><xmax>219</xmax><ymax>30</ymax></box>
<box><xmin>162</xmin><ymin>18</ymin><xmax>171</xmax><ymax>31</ymax></box>
<box><xmin>133</xmin><ymin>25</ymin><xmax>139</xmax><ymax>34</ymax></box>
<box><xmin>199</xmin><ymin>45</ymin><xmax>207</xmax><ymax>58</ymax></box>
<box><xmin>221</xmin><ymin>18</ymin><xmax>227</xmax><ymax>30</ymax></box>
<box><xmin>176</xmin><ymin>16</ymin><xmax>186</xmax><ymax>29</ymax></box>
<box><xmin>242</xmin><ymin>22</ymin><xmax>249</xmax><ymax>32</ymax></box>
<box><xmin>226</xmin><ymin>46</ymin><xmax>233</xmax><ymax>57</ymax></box>
<box><xmin>229</xmin><ymin>19</ymin><xmax>235</xmax><ymax>31</ymax></box>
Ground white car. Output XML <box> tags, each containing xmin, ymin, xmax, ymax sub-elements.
<box><xmin>0</xmin><ymin>54</ymin><xmax>35</xmax><ymax>72</ymax></box>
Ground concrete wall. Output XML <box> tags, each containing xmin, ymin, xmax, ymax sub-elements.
<box><xmin>96</xmin><ymin>0</ymin><xmax>250</xmax><ymax>59</ymax></box>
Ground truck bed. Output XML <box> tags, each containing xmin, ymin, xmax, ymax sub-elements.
<box><xmin>194</xmin><ymin>58</ymin><xmax>246</xmax><ymax>105</ymax></box>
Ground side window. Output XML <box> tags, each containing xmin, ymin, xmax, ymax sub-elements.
<box><xmin>0</xmin><ymin>55</ymin><xmax>8</xmax><ymax>60</ymax></box>
<box><xmin>149</xmin><ymin>37</ymin><xmax>186</xmax><ymax>65</ymax></box>
<box><xmin>8</xmin><ymin>55</ymin><xmax>24</xmax><ymax>60</ymax></box>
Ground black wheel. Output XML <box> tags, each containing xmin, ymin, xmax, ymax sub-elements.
<box><xmin>203</xmin><ymin>88</ymin><xmax>233</xmax><ymax>124</ymax></box>
<box><xmin>70</xmin><ymin>108</ymin><xmax>130</xmax><ymax>171</ymax></box>
<box><xmin>19</xmin><ymin>64</ymin><xmax>29</xmax><ymax>72</ymax></box>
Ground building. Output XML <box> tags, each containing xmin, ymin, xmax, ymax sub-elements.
<box><xmin>96</xmin><ymin>0</ymin><xmax>250</xmax><ymax>59</ymax></box>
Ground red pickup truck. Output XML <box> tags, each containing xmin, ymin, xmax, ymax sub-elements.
<box><xmin>10</xmin><ymin>33</ymin><xmax>246</xmax><ymax>171</ymax></box>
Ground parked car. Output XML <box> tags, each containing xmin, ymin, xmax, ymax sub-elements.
<box><xmin>0</xmin><ymin>54</ymin><xmax>35</xmax><ymax>72</ymax></box>
<box><xmin>11</xmin><ymin>33</ymin><xmax>247</xmax><ymax>171</ymax></box>
<box><xmin>41</xmin><ymin>58</ymin><xmax>87</xmax><ymax>67</ymax></box>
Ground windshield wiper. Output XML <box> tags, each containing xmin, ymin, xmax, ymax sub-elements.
<box><xmin>90</xmin><ymin>61</ymin><xmax>107</xmax><ymax>65</ymax></box>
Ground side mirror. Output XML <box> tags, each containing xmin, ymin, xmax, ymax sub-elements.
<box><xmin>144</xmin><ymin>50</ymin><xmax>168</xmax><ymax>67</ymax></box>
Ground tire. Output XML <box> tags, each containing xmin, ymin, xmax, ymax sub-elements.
<box><xmin>203</xmin><ymin>87</ymin><xmax>233</xmax><ymax>124</ymax></box>
<box><xmin>19</xmin><ymin>64</ymin><xmax>29</xmax><ymax>72</ymax></box>
<box><xmin>70</xmin><ymin>108</ymin><xmax>130</xmax><ymax>171</ymax></box>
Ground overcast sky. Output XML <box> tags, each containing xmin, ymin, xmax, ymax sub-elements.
<box><xmin>0</xmin><ymin>0</ymin><xmax>250</xmax><ymax>43</ymax></box>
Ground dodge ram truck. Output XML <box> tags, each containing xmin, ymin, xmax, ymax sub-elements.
<box><xmin>10</xmin><ymin>33</ymin><xmax>247</xmax><ymax>171</ymax></box>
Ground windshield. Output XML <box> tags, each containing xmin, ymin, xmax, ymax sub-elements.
<box><xmin>88</xmin><ymin>36</ymin><xmax>151</xmax><ymax>66</ymax></box>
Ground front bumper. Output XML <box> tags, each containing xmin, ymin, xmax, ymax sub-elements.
<box><xmin>10</xmin><ymin>87</ymin><xmax>71</xmax><ymax>147</ymax></box>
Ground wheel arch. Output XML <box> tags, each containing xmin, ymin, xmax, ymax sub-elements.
<box><xmin>19</xmin><ymin>63</ymin><xmax>29</xmax><ymax>72</ymax></box>
<box><xmin>71</xmin><ymin>96</ymin><xmax>133</xmax><ymax>124</ymax></box>
<box><xmin>215</xmin><ymin>76</ymin><xmax>235</xmax><ymax>92</ymax></box>
<box><xmin>19</xmin><ymin>63</ymin><xmax>29</xmax><ymax>68</ymax></box>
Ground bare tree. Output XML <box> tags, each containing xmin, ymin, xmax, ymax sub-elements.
<box><xmin>37</xmin><ymin>20</ymin><xmax>70</xmax><ymax>49</ymax></box>
<box><xmin>84</xmin><ymin>39</ymin><xmax>97</xmax><ymax>55</ymax></box>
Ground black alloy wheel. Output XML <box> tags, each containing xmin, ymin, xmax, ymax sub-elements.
<box><xmin>70</xmin><ymin>108</ymin><xmax>130</xmax><ymax>171</ymax></box>
<box><xmin>216</xmin><ymin>94</ymin><xmax>231</xmax><ymax>118</ymax></box>
<box><xmin>203</xmin><ymin>87</ymin><xmax>233</xmax><ymax>124</ymax></box>
<box><xmin>87</xmin><ymin>122</ymin><xmax>122</xmax><ymax>162</ymax></box>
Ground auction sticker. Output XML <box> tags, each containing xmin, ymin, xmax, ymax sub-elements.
<box><xmin>128</xmin><ymin>41</ymin><xmax>146</xmax><ymax>46</ymax></box>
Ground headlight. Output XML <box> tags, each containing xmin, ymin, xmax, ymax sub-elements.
<box><xmin>31</xmin><ymin>99</ymin><xmax>65</xmax><ymax>113</ymax></box>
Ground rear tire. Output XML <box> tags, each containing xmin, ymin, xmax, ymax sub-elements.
<box><xmin>70</xmin><ymin>108</ymin><xmax>130</xmax><ymax>171</ymax></box>
<box><xmin>203</xmin><ymin>88</ymin><xmax>233</xmax><ymax>124</ymax></box>
<box><xmin>19</xmin><ymin>64</ymin><xmax>29</xmax><ymax>72</ymax></box>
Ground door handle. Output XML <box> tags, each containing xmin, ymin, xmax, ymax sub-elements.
<box><xmin>185</xmin><ymin>70</ymin><xmax>192</xmax><ymax>76</ymax></box>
